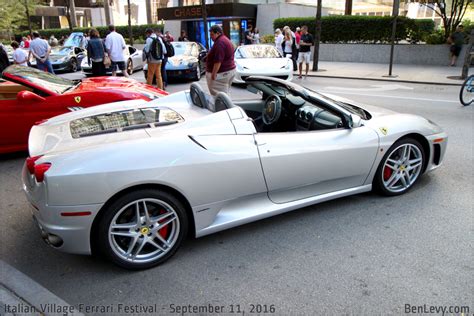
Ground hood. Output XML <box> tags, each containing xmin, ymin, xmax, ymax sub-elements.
<box><xmin>235</xmin><ymin>58</ymin><xmax>290</xmax><ymax>70</ymax></box>
<box><xmin>167</xmin><ymin>55</ymin><xmax>198</xmax><ymax>67</ymax></box>
<box><xmin>49</xmin><ymin>54</ymin><xmax>69</xmax><ymax>62</ymax></box>
<box><xmin>70</xmin><ymin>77</ymin><xmax>166</xmax><ymax>96</ymax></box>
<box><xmin>321</xmin><ymin>92</ymin><xmax>396</xmax><ymax>118</ymax></box>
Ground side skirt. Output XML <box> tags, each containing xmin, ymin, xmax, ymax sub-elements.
<box><xmin>195</xmin><ymin>184</ymin><xmax>372</xmax><ymax>237</ymax></box>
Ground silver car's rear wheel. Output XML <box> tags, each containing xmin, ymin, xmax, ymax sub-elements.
<box><xmin>374</xmin><ymin>138</ymin><xmax>425</xmax><ymax>196</ymax></box>
<box><xmin>98</xmin><ymin>190</ymin><xmax>187</xmax><ymax>269</ymax></box>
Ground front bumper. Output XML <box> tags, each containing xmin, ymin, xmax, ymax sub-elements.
<box><xmin>234</xmin><ymin>69</ymin><xmax>293</xmax><ymax>84</ymax></box>
<box><xmin>22</xmin><ymin>163</ymin><xmax>103</xmax><ymax>255</ymax></box>
<box><xmin>51</xmin><ymin>61</ymin><xmax>70</xmax><ymax>72</ymax></box>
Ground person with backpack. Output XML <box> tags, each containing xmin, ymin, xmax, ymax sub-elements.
<box><xmin>157</xmin><ymin>29</ymin><xmax>175</xmax><ymax>89</ymax></box>
<box><xmin>144</xmin><ymin>28</ymin><xmax>166</xmax><ymax>89</ymax></box>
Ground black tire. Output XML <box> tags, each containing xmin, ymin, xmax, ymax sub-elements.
<box><xmin>70</xmin><ymin>58</ymin><xmax>77</xmax><ymax>72</ymax></box>
<box><xmin>192</xmin><ymin>64</ymin><xmax>201</xmax><ymax>81</ymax></box>
<box><xmin>459</xmin><ymin>75</ymin><xmax>474</xmax><ymax>106</ymax></box>
<box><xmin>373</xmin><ymin>138</ymin><xmax>426</xmax><ymax>196</ymax></box>
<box><xmin>97</xmin><ymin>189</ymin><xmax>188</xmax><ymax>269</ymax></box>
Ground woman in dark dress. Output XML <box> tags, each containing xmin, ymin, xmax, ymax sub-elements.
<box><xmin>86</xmin><ymin>29</ymin><xmax>106</xmax><ymax>76</ymax></box>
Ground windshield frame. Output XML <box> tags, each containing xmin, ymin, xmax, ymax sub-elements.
<box><xmin>2</xmin><ymin>65</ymin><xmax>76</xmax><ymax>95</ymax></box>
<box><xmin>235</xmin><ymin>45</ymin><xmax>283</xmax><ymax>59</ymax></box>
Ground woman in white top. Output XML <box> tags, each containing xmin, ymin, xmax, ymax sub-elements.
<box><xmin>282</xmin><ymin>30</ymin><xmax>297</xmax><ymax>71</ymax></box>
<box><xmin>11</xmin><ymin>41</ymin><xmax>28</xmax><ymax>66</ymax></box>
<box><xmin>274</xmin><ymin>28</ymin><xmax>284</xmax><ymax>56</ymax></box>
<box><xmin>253</xmin><ymin>28</ymin><xmax>260</xmax><ymax>44</ymax></box>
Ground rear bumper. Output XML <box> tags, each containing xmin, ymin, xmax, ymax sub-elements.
<box><xmin>22</xmin><ymin>164</ymin><xmax>103</xmax><ymax>255</ymax></box>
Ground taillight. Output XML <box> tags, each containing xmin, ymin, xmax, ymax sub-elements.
<box><xmin>34</xmin><ymin>163</ymin><xmax>51</xmax><ymax>182</ymax></box>
<box><xmin>26</xmin><ymin>156</ymin><xmax>43</xmax><ymax>174</ymax></box>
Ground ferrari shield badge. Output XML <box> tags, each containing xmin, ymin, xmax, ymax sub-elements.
<box><xmin>379</xmin><ymin>127</ymin><xmax>388</xmax><ymax>135</ymax></box>
<box><xmin>74</xmin><ymin>96</ymin><xmax>81</xmax><ymax>104</ymax></box>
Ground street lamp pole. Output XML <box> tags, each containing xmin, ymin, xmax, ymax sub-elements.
<box><xmin>387</xmin><ymin>0</ymin><xmax>400</xmax><ymax>77</ymax></box>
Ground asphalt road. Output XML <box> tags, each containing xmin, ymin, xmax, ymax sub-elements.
<box><xmin>0</xmin><ymin>71</ymin><xmax>472</xmax><ymax>315</ymax></box>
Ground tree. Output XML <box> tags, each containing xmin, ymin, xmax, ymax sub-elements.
<box><xmin>127</xmin><ymin>0</ymin><xmax>133</xmax><ymax>46</ymax></box>
<box><xmin>345</xmin><ymin>0</ymin><xmax>353</xmax><ymax>15</ymax></box>
<box><xmin>201</xmin><ymin>0</ymin><xmax>209</xmax><ymax>49</ymax></box>
<box><xmin>0</xmin><ymin>0</ymin><xmax>38</xmax><ymax>38</ymax></box>
<box><xmin>405</xmin><ymin>0</ymin><xmax>471</xmax><ymax>40</ymax></box>
<box><xmin>312</xmin><ymin>0</ymin><xmax>322</xmax><ymax>71</ymax></box>
<box><xmin>63</xmin><ymin>0</ymin><xmax>77</xmax><ymax>31</ymax></box>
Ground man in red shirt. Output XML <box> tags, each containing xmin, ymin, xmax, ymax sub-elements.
<box><xmin>205</xmin><ymin>25</ymin><xmax>236</xmax><ymax>96</ymax></box>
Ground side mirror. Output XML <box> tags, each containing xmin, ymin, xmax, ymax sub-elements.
<box><xmin>17</xmin><ymin>91</ymin><xmax>46</xmax><ymax>103</ymax></box>
<box><xmin>199</xmin><ymin>51</ymin><xmax>207</xmax><ymax>60</ymax></box>
<box><xmin>346</xmin><ymin>114</ymin><xmax>363</xmax><ymax>129</ymax></box>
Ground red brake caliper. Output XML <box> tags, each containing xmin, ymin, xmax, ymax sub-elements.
<box><xmin>383</xmin><ymin>166</ymin><xmax>392</xmax><ymax>181</ymax></box>
<box><xmin>158</xmin><ymin>209</ymin><xmax>170</xmax><ymax>238</ymax></box>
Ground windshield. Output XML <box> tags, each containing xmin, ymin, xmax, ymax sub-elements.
<box><xmin>172</xmin><ymin>42</ymin><xmax>194</xmax><ymax>56</ymax></box>
<box><xmin>236</xmin><ymin>45</ymin><xmax>282</xmax><ymax>59</ymax></box>
<box><xmin>51</xmin><ymin>47</ymin><xmax>71</xmax><ymax>56</ymax></box>
<box><xmin>4</xmin><ymin>65</ymin><xmax>75</xmax><ymax>94</ymax></box>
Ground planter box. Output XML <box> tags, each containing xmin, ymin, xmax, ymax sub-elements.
<box><xmin>318</xmin><ymin>44</ymin><xmax>468</xmax><ymax>65</ymax></box>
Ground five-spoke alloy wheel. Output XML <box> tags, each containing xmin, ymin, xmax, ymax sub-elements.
<box><xmin>374</xmin><ymin>138</ymin><xmax>425</xmax><ymax>196</ymax></box>
<box><xmin>97</xmin><ymin>190</ymin><xmax>188</xmax><ymax>269</ymax></box>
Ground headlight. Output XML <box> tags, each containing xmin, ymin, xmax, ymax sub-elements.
<box><xmin>188</xmin><ymin>62</ymin><xmax>197</xmax><ymax>69</ymax></box>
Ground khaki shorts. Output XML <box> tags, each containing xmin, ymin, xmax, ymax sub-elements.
<box><xmin>297</xmin><ymin>52</ymin><xmax>311</xmax><ymax>64</ymax></box>
<box><xmin>206</xmin><ymin>69</ymin><xmax>236</xmax><ymax>96</ymax></box>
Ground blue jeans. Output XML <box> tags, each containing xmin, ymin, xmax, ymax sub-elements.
<box><xmin>37</xmin><ymin>58</ymin><xmax>55</xmax><ymax>74</ymax></box>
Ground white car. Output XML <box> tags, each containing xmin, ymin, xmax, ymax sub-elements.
<box><xmin>234</xmin><ymin>44</ymin><xmax>293</xmax><ymax>83</ymax></box>
<box><xmin>81</xmin><ymin>45</ymin><xmax>145</xmax><ymax>76</ymax></box>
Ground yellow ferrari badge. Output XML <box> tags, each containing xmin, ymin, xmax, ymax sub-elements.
<box><xmin>74</xmin><ymin>96</ymin><xmax>81</xmax><ymax>104</ymax></box>
<box><xmin>380</xmin><ymin>127</ymin><xmax>388</xmax><ymax>135</ymax></box>
<box><xmin>140</xmin><ymin>227</ymin><xmax>150</xmax><ymax>235</ymax></box>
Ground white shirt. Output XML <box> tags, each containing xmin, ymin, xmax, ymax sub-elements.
<box><xmin>105</xmin><ymin>31</ymin><xmax>126</xmax><ymax>62</ymax></box>
<box><xmin>284</xmin><ymin>39</ymin><xmax>293</xmax><ymax>53</ymax></box>
<box><xmin>275</xmin><ymin>34</ymin><xmax>284</xmax><ymax>54</ymax></box>
<box><xmin>13</xmin><ymin>49</ymin><xmax>28</xmax><ymax>66</ymax></box>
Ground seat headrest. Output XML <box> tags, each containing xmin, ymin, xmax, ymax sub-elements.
<box><xmin>190</xmin><ymin>83</ymin><xmax>206</xmax><ymax>108</ymax></box>
<box><xmin>214</xmin><ymin>92</ymin><xmax>234</xmax><ymax>112</ymax></box>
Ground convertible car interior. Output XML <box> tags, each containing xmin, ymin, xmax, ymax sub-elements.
<box><xmin>189</xmin><ymin>81</ymin><xmax>346</xmax><ymax>133</ymax></box>
<box><xmin>0</xmin><ymin>79</ymin><xmax>32</xmax><ymax>100</ymax></box>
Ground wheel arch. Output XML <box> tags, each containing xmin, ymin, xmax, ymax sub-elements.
<box><xmin>90</xmin><ymin>183</ymin><xmax>195</xmax><ymax>255</ymax></box>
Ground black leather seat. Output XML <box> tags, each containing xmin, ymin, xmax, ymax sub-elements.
<box><xmin>214</xmin><ymin>92</ymin><xmax>235</xmax><ymax>112</ymax></box>
<box><xmin>190</xmin><ymin>83</ymin><xmax>207</xmax><ymax>108</ymax></box>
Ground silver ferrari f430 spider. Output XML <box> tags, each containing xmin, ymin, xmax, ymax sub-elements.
<box><xmin>22</xmin><ymin>77</ymin><xmax>448</xmax><ymax>269</ymax></box>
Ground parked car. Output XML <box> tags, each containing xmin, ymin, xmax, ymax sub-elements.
<box><xmin>81</xmin><ymin>45</ymin><xmax>144</xmax><ymax>76</ymax></box>
<box><xmin>233</xmin><ymin>44</ymin><xmax>293</xmax><ymax>83</ymax></box>
<box><xmin>44</xmin><ymin>46</ymin><xmax>86</xmax><ymax>72</ymax></box>
<box><xmin>22</xmin><ymin>76</ymin><xmax>447</xmax><ymax>269</ymax></box>
<box><xmin>0</xmin><ymin>65</ymin><xmax>167</xmax><ymax>154</ymax></box>
<box><xmin>143</xmin><ymin>41</ymin><xmax>207</xmax><ymax>82</ymax></box>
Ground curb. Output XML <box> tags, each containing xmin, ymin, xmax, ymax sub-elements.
<box><xmin>295</xmin><ymin>73</ymin><xmax>464</xmax><ymax>86</ymax></box>
<box><xmin>0</xmin><ymin>260</ymin><xmax>83</xmax><ymax>316</ymax></box>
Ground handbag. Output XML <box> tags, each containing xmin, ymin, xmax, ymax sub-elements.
<box><xmin>103</xmin><ymin>55</ymin><xmax>111</xmax><ymax>67</ymax></box>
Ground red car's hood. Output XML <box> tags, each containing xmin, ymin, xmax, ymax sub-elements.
<box><xmin>71</xmin><ymin>76</ymin><xmax>167</xmax><ymax>96</ymax></box>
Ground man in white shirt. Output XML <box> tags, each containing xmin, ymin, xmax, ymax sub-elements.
<box><xmin>11</xmin><ymin>41</ymin><xmax>28</xmax><ymax>66</ymax></box>
<box><xmin>105</xmin><ymin>25</ymin><xmax>128</xmax><ymax>77</ymax></box>
<box><xmin>29</xmin><ymin>31</ymin><xmax>54</xmax><ymax>73</ymax></box>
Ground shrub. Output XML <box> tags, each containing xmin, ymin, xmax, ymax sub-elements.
<box><xmin>274</xmin><ymin>16</ymin><xmax>433</xmax><ymax>44</ymax></box>
<box><xmin>260</xmin><ymin>34</ymin><xmax>275</xmax><ymax>44</ymax></box>
<box><xmin>425</xmin><ymin>30</ymin><xmax>446</xmax><ymax>44</ymax></box>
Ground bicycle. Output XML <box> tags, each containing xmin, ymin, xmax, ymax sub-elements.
<box><xmin>459</xmin><ymin>74</ymin><xmax>474</xmax><ymax>106</ymax></box>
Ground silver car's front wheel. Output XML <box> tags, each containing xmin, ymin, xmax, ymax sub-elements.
<box><xmin>98</xmin><ymin>190</ymin><xmax>188</xmax><ymax>269</ymax></box>
<box><xmin>374</xmin><ymin>138</ymin><xmax>425</xmax><ymax>196</ymax></box>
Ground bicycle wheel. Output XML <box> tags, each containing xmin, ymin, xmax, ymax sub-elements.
<box><xmin>460</xmin><ymin>75</ymin><xmax>474</xmax><ymax>106</ymax></box>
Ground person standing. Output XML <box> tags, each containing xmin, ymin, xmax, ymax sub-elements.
<box><xmin>206</xmin><ymin>24</ymin><xmax>236</xmax><ymax>96</ymax></box>
<box><xmin>282</xmin><ymin>29</ymin><xmax>297</xmax><ymax>71</ymax></box>
<box><xmin>178</xmin><ymin>30</ymin><xmax>189</xmax><ymax>41</ymax></box>
<box><xmin>275</xmin><ymin>28</ymin><xmax>284</xmax><ymax>56</ymax></box>
<box><xmin>449</xmin><ymin>25</ymin><xmax>464</xmax><ymax>66</ymax></box>
<box><xmin>86</xmin><ymin>28</ymin><xmax>106</xmax><ymax>77</ymax></box>
<box><xmin>20</xmin><ymin>37</ymin><xmax>30</xmax><ymax>49</ymax></box>
<box><xmin>253</xmin><ymin>28</ymin><xmax>260</xmax><ymax>44</ymax></box>
<box><xmin>297</xmin><ymin>25</ymin><xmax>313</xmax><ymax>79</ymax></box>
<box><xmin>49</xmin><ymin>35</ymin><xmax>58</xmax><ymax>47</ymax></box>
<box><xmin>144</xmin><ymin>28</ymin><xmax>166</xmax><ymax>89</ymax></box>
<box><xmin>0</xmin><ymin>43</ymin><xmax>9</xmax><ymax>73</ymax></box>
<box><xmin>29</xmin><ymin>31</ymin><xmax>54</xmax><ymax>73</ymax></box>
<box><xmin>11</xmin><ymin>41</ymin><xmax>28</xmax><ymax>66</ymax></box>
<box><xmin>105</xmin><ymin>25</ymin><xmax>128</xmax><ymax>77</ymax></box>
<box><xmin>165</xmin><ymin>31</ymin><xmax>174</xmax><ymax>42</ymax></box>
<box><xmin>158</xmin><ymin>30</ymin><xmax>170</xmax><ymax>89</ymax></box>
<box><xmin>244</xmin><ymin>25</ymin><xmax>254</xmax><ymax>45</ymax></box>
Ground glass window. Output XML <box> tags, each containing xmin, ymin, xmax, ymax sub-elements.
<box><xmin>4</xmin><ymin>66</ymin><xmax>75</xmax><ymax>94</ymax></box>
<box><xmin>236</xmin><ymin>45</ymin><xmax>282</xmax><ymax>59</ymax></box>
<box><xmin>70</xmin><ymin>107</ymin><xmax>184</xmax><ymax>138</ymax></box>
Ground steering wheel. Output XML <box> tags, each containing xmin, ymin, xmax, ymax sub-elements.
<box><xmin>262</xmin><ymin>95</ymin><xmax>282</xmax><ymax>125</ymax></box>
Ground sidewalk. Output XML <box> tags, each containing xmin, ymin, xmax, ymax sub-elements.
<box><xmin>295</xmin><ymin>61</ymin><xmax>469</xmax><ymax>85</ymax></box>
<box><xmin>0</xmin><ymin>260</ymin><xmax>82</xmax><ymax>316</ymax></box>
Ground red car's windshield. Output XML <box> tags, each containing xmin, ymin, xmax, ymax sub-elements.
<box><xmin>3</xmin><ymin>65</ymin><xmax>76</xmax><ymax>94</ymax></box>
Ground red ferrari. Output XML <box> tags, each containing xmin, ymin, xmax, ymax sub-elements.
<box><xmin>0</xmin><ymin>65</ymin><xmax>166</xmax><ymax>154</ymax></box>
